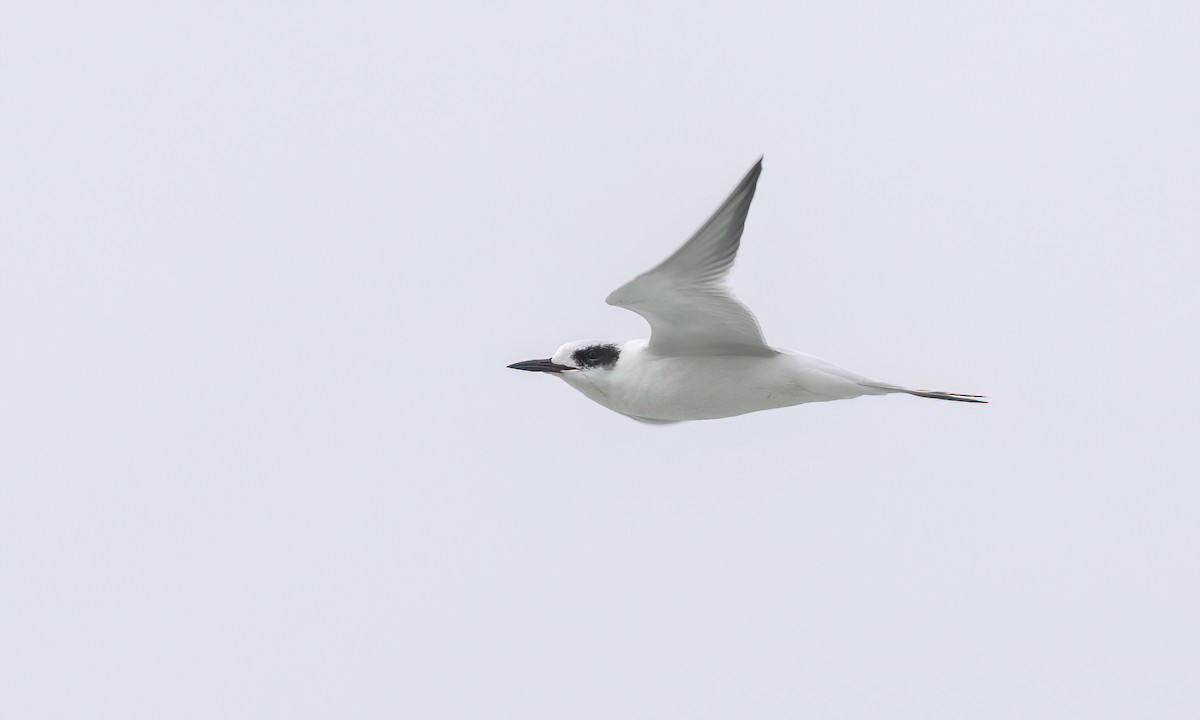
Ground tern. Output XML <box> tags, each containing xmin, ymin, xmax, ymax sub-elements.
<box><xmin>509</xmin><ymin>159</ymin><xmax>985</xmax><ymax>423</ymax></box>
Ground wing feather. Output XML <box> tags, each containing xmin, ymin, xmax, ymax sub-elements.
<box><xmin>606</xmin><ymin>159</ymin><xmax>774</xmax><ymax>356</ymax></box>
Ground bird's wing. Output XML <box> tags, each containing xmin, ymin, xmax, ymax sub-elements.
<box><xmin>605</xmin><ymin>159</ymin><xmax>774</xmax><ymax>357</ymax></box>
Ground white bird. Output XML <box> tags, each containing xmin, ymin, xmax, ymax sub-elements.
<box><xmin>508</xmin><ymin>159</ymin><xmax>985</xmax><ymax>423</ymax></box>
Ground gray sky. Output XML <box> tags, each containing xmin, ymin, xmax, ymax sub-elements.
<box><xmin>2</xmin><ymin>1</ymin><xmax>1198</xmax><ymax>718</ymax></box>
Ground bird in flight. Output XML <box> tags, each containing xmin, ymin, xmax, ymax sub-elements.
<box><xmin>508</xmin><ymin>159</ymin><xmax>985</xmax><ymax>423</ymax></box>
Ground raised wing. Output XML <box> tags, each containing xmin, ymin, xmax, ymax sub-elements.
<box><xmin>605</xmin><ymin>159</ymin><xmax>774</xmax><ymax>357</ymax></box>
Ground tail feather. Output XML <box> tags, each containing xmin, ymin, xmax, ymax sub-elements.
<box><xmin>903</xmin><ymin>389</ymin><xmax>988</xmax><ymax>404</ymax></box>
<box><xmin>860</xmin><ymin>382</ymin><xmax>988</xmax><ymax>404</ymax></box>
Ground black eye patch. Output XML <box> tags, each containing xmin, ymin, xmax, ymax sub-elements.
<box><xmin>571</xmin><ymin>344</ymin><xmax>620</xmax><ymax>369</ymax></box>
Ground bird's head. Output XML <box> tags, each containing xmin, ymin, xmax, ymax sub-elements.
<box><xmin>507</xmin><ymin>340</ymin><xmax>622</xmax><ymax>376</ymax></box>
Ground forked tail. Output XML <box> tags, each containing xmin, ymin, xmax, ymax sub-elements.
<box><xmin>861</xmin><ymin>382</ymin><xmax>988</xmax><ymax>404</ymax></box>
<box><xmin>902</xmin><ymin>389</ymin><xmax>987</xmax><ymax>404</ymax></box>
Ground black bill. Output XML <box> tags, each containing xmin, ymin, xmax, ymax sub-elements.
<box><xmin>507</xmin><ymin>358</ymin><xmax>573</xmax><ymax>373</ymax></box>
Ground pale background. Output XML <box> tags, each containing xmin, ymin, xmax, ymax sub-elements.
<box><xmin>2</xmin><ymin>2</ymin><xmax>1198</xmax><ymax>718</ymax></box>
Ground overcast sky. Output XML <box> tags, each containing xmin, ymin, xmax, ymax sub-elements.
<box><xmin>2</xmin><ymin>2</ymin><xmax>1198</xmax><ymax>718</ymax></box>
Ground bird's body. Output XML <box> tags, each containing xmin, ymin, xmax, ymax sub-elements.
<box><xmin>509</xmin><ymin>159</ymin><xmax>984</xmax><ymax>423</ymax></box>
<box><xmin>557</xmin><ymin>341</ymin><xmax>890</xmax><ymax>424</ymax></box>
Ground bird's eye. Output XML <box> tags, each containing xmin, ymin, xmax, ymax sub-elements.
<box><xmin>571</xmin><ymin>344</ymin><xmax>620</xmax><ymax>369</ymax></box>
